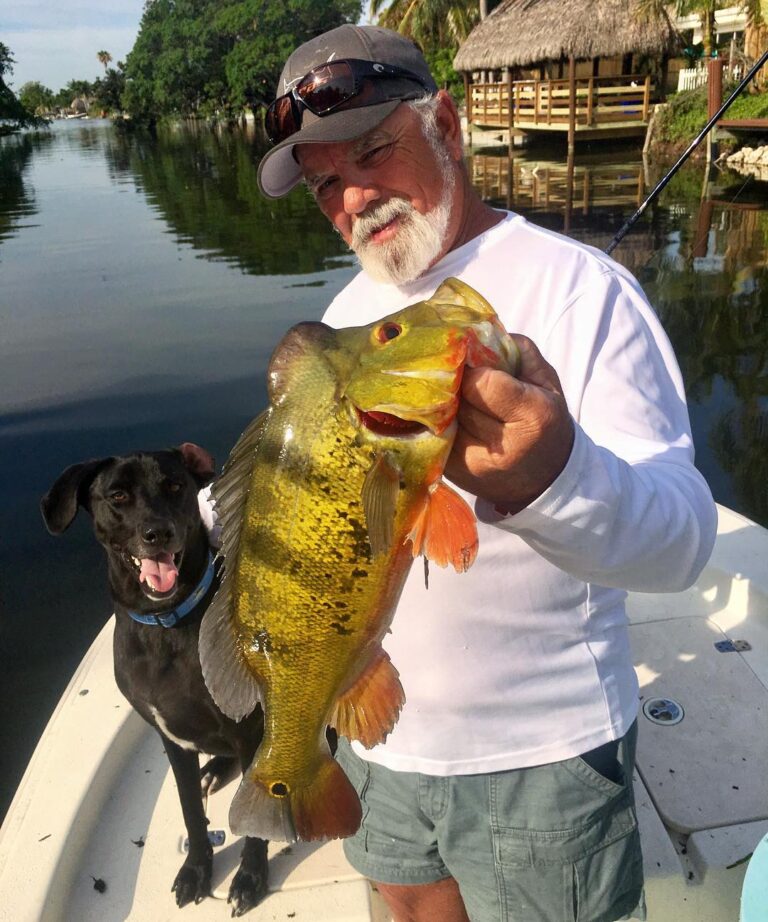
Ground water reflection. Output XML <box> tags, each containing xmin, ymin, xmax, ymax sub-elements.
<box><xmin>645</xmin><ymin>176</ymin><xmax>768</xmax><ymax>524</ymax></box>
<box><xmin>0</xmin><ymin>132</ymin><xmax>53</xmax><ymax>248</ymax></box>
<box><xmin>100</xmin><ymin>123</ymin><xmax>350</xmax><ymax>276</ymax></box>
<box><xmin>468</xmin><ymin>146</ymin><xmax>768</xmax><ymax>526</ymax></box>
<box><xmin>468</xmin><ymin>148</ymin><xmax>659</xmax><ymax>276</ymax></box>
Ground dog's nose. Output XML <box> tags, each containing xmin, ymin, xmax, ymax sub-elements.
<box><xmin>142</xmin><ymin>521</ymin><xmax>176</xmax><ymax>546</ymax></box>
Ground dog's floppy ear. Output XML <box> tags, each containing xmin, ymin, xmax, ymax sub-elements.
<box><xmin>41</xmin><ymin>459</ymin><xmax>112</xmax><ymax>535</ymax></box>
<box><xmin>177</xmin><ymin>443</ymin><xmax>216</xmax><ymax>487</ymax></box>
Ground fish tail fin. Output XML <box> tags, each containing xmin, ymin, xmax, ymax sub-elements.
<box><xmin>230</xmin><ymin>755</ymin><xmax>361</xmax><ymax>843</ymax></box>
<box><xmin>407</xmin><ymin>480</ymin><xmax>478</xmax><ymax>572</ymax></box>
<box><xmin>291</xmin><ymin>756</ymin><xmax>362</xmax><ymax>841</ymax></box>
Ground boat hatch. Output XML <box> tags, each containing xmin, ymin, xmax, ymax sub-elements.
<box><xmin>631</xmin><ymin>616</ymin><xmax>768</xmax><ymax>835</ymax></box>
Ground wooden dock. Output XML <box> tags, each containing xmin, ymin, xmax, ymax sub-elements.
<box><xmin>467</xmin><ymin>74</ymin><xmax>654</xmax><ymax>142</ymax></box>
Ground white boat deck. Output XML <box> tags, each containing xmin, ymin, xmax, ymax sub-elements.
<box><xmin>1</xmin><ymin>504</ymin><xmax>766</xmax><ymax>921</ymax></box>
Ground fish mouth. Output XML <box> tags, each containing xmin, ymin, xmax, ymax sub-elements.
<box><xmin>356</xmin><ymin>409</ymin><xmax>428</xmax><ymax>437</ymax></box>
<box><xmin>124</xmin><ymin>549</ymin><xmax>184</xmax><ymax>601</ymax></box>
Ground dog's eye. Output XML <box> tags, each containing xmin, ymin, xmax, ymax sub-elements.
<box><xmin>166</xmin><ymin>481</ymin><xmax>183</xmax><ymax>494</ymax></box>
<box><xmin>110</xmin><ymin>490</ymin><xmax>129</xmax><ymax>504</ymax></box>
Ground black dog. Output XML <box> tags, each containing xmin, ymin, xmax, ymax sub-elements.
<box><xmin>41</xmin><ymin>444</ymin><xmax>267</xmax><ymax>915</ymax></box>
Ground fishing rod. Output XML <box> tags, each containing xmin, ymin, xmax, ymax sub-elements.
<box><xmin>605</xmin><ymin>47</ymin><xmax>768</xmax><ymax>255</ymax></box>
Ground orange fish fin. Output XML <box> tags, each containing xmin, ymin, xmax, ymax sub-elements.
<box><xmin>292</xmin><ymin>756</ymin><xmax>362</xmax><ymax>841</ymax></box>
<box><xmin>407</xmin><ymin>480</ymin><xmax>478</xmax><ymax>572</ymax></box>
<box><xmin>362</xmin><ymin>453</ymin><xmax>401</xmax><ymax>558</ymax></box>
<box><xmin>229</xmin><ymin>754</ymin><xmax>361</xmax><ymax>843</ymax></box>
<box><xmin>330</xmin><ymin>647</ymin><xmax>405</xmax><ymax>749</ymax></box>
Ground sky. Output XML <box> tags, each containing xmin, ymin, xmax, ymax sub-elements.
<box><xmin>1</xmin><ymin>0</ymin><xmax>145</xmax><ymax>92</ymax></box>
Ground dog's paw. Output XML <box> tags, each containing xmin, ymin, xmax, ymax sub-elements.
<box><xmin>171</xmin><ymin>858</ymin><xmax>212</xmax><ymax>908</ymax></box>
<box><xmin>227</xmin><ymin>864</ymin><xmax>268</xmax><ymax>917</ymax></box>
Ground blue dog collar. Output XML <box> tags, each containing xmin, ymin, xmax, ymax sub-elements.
<box><xmin>127</xmin><ymin>551</ymin><xmax>218</xmax><ymax>628</ymax></box>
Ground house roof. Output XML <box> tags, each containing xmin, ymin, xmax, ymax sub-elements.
<box><xmin>453</xmin><ymin>0</ymin><xmax>679</xmax><ymax>72</ymax></box>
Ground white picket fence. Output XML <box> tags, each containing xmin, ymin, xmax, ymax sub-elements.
<box><xmin>677</xmin><ymin>63</ymin><xmax>744</xmax><ymax>93</ymax></box>
<box><xmin>677</xmin><ymin>67</ymin><xmax>708</xmax><ymax>91</ymax></box>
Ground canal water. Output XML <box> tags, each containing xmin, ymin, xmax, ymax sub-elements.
<box><xmin>1</xmin><ymin>119</ymin><xmax>767</xmax><ymax>820</ymax></box>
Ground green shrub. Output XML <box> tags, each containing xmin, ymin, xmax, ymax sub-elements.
<box><xmin>655</xmin><ymin>86</ymin><xmax>708</xmax><ymax>143</ymax></box>
<box><xmin>656</xmin><ymin>84</ymin><xmax>768</xmax><ymax>145</ymax></box>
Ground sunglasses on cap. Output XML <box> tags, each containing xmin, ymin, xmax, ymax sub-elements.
<box><xmin>265</xmin><ymin>58</ymin><xmax>430</xmax><ymax>145</ymax></box>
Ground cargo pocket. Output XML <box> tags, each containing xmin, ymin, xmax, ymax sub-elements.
<box><xmin>574</xmin><ymin>824</ymin><xmax>643</xmax><ymax>922</ymax></box>
<box><xmin>492</xmin><ymin>829</ymin><xmax>578</xmax><ymax>922</ymax></box>
<box><xmin>490</xmin><ymin>756</ymin><xmax>641</xmax><ymax>922</ymax></box>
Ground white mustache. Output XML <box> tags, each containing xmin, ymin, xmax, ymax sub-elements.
<box><xmin>351</xmin><ymin>199</ymin><xmax>413</xmax><ymax>249</ymax></box>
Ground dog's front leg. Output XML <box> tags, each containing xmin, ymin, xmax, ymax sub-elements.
<box><xmin>162</xmin><ymin>735</ymin><xmax>213</xmax><ymax>908</ymax></box>
<box><xmin>228</xmin><ymin>835</ymin><xmax>269</xmax><ymax>917</ymax></box>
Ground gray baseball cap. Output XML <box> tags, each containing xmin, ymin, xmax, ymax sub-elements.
<box><xmin>257</xmin><ymin>25</ymin><xmax>437</xmax><ymax>199</ymax></box>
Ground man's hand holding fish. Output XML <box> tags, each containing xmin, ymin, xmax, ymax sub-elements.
<box><xmin>447</xmin><ymin>333</ymin><xmax>576</xmax><ymax>514</ymax></box>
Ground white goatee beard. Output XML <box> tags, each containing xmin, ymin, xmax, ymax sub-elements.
<box><xmin>349</xmin><ymin>171</ymin><xmax>455</xmax><ymax>286</ymax></box>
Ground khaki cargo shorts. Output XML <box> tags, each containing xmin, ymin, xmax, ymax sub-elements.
<box><xmin>335</xmin><ymin>722</ymin><xmax>645</xmax><ymax>922</ymax></box>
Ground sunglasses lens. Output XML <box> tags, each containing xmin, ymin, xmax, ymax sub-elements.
<box><xmin>265</xmin><ymin>94</ymin><xmax>297</xmax><ymax>144</ymax></box>
<box><xmin>296</xmin><ymin>62</ymin><xmax>356</xmax><ymax>114</ymax></box>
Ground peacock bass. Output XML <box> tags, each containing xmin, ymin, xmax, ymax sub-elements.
<box><xmin>200</xmin><ymin>278</ymin><xmax>519</xmax><ymax>842</ymax></box>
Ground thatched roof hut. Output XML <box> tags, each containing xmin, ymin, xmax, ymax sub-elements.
<box><xmin>453</xmin><ymin>0</ymin><xmax>679</xmax><ymax>73</ymax></box>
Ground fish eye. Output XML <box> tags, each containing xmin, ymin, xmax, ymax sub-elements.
<box><xmin>376</xmin><ymin>322</ymin><xmax>402</xmax><ymax>343</ymax></box>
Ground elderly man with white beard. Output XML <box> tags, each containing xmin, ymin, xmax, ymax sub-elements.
<box><xmin>255</xmin><ymin>24</ymin><xmax>717</xmax><ymax>922</ymax></box>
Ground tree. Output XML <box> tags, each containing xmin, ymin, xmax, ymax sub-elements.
<box><xmin>216</xmin><ymin>0</ymin><xmax>362</xmax><ymax>113</ymax></box>
<box><xmin>53</xmin><ymin>78</ymin><xmax>94</xmax><ymax>109</ymax></box>
<box><xmin>0</xmin><ymin>42</ymin><xmax>48</xmax><ymax>131</ymax></box>
<box><xmin>97</xmin><ymin>50</ymin><xmax>113</xmax><ymax>71</ymax></box>
<box><xmin>122</xmin><ymin>0</ymin><xmax>362</xmax><ymax>121</ymax></box>
<box><xmin>370</xmin><ymin>0</ymin><xmax>478</xmax><ymax>46</ymax></box>
<box><xmin>19</xmin><ymin>81</ymin><xmax>54</xmax><ymax>115</ymax></box>
<box><xmin>93</xmin><ymin>64</ymin><xmax>126</xmax><ymax>114</ymax></box>
<box><xmin>368</xmin><ymin>0</ymin><xmax>487</xmax><ymax>97</ymax></box>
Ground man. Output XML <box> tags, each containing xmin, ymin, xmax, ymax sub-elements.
<box><xmin>256</xmin><ymin>24</ymin><xmax>717</xmax><ymax>922</ymax></box>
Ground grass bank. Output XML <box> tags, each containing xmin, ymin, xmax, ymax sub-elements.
<box><xmin>652</xmin><ymin>85</ymin><xmax>768</xmax><ymax>153</ymax></box>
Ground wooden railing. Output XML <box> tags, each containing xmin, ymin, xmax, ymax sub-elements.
<box><xmin>468</xmin><ymin>75</ymin><xmax>654</xmax><ymax>130</ymax></box>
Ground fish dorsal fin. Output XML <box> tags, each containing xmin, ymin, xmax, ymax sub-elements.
<box><xmin>361</xmin><ymin>453</ymin><xmax>401</xmax><ymax>558</ymax></box>
<box><xmin>199</xmin><ymin>410</ymin><xmax>269</xmax><ymax>720</ymax></box>
<box><xmin>407</xmin><ymin>480</ymin><xmax>479</xmax><ymax>572</ymax></box>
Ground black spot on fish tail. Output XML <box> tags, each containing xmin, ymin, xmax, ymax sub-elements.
<box><xmin>351</xmin><ymin>567</ymin><xmax>368</xmax><ymax>578</ymax></box>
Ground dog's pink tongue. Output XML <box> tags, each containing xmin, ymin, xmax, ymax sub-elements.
<box><xmin>140</xmin><ymin>552</ymin><xmax>178</xmax><ymax>593</ymax></box>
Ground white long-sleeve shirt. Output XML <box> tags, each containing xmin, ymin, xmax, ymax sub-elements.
<box><xmin>321</xmin><ymin>211</ymin><xmax>717</xmax><ymax>775</ymax></box>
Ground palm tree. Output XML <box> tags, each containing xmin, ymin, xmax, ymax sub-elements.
<box><xmin>369</xmin><ymin>0</ymin><xmax>479</xmax><ymax>49</ymax></box>
<box><xmin>97</xmin><ymin>50</ymin><xmax>113</xmax><ymax>72</ymax></box>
